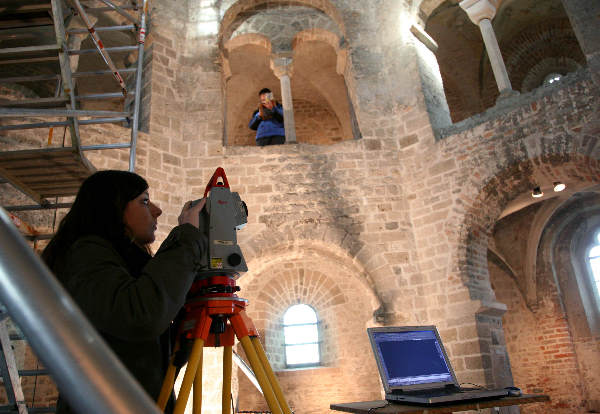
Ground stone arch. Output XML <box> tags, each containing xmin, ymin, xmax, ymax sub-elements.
<box><xmin>235</xmin><ymin>227</ymin><xmax>384</xmax><ymax>412</ymax></box>
<box><xmin>417</xmin><ymin>0</ymin><xmax>449</xmax><ymax>21</ymax></box>
<box><xmin>497</xmin><ymin>191</ymin><xmax>600</xmax><ymax>411</ymax></box>
<box><xmin>224</xmin><ymin>33</ymin><xmax>273</xmax><ymax>55</ymax></box>
<box><xmin>423</xmin><ymin>0</ymin><xmax>584</xmax><ymax>122</ymax></box>
<box><xmin>222</xmin><ymin>35</ymin><xmax>275</xmax><ymax>146</ymax></box>
<box><xmin>459</xmin><ymin>154</ymin><xmax>600</xmax><ymax>303</ymax></box>
<box><xmin>239</xmin><ymin>223</ymin><xmax>395</xmax><ymax>315</ymax></box>
<box><xmin>223</xmin><ymin>28</ymin><xmax>358</xmax><ymax>145</ymax></box>
<box><xmin>290</xmin><ymin>28</ymin><xmax>356</xmax><ymax>142</ymax></box>
<box><xmin>218</xmin><ymin>0</ymin><xmax>346</xmax><ymax>49</ymax></box>
<box><xmin>292</xmin><ymin>28</ymin><xmax>341</xmax><ymax>58</ymax></box>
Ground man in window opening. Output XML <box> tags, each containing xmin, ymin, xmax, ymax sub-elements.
<box><xmin>249</xmin><ymin>88</ymin><xmax>285</xmax><ymax>146</ymax></box>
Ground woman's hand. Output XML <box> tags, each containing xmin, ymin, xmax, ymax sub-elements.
<box><xmin>178</xmin><ymin>198</ymin><xmax>206</xmax><ymax>228</ymax></box>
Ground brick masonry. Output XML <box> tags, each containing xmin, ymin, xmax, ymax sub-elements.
<box><xmin>0</xmin><ymin>0</ymin><xmax>599</xmax><ymax>413</ymax></box>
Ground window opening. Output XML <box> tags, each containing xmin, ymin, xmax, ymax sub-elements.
<box><xmin>283</xmin><ymin>304</ymin><xmax>320</xmax><ymax>367</ymax></box>
<box><xmin>544</xmin><ymin>73</ymin><xmax>563</xmax><ymax>85</ymax></box>
<box><xmin>588</xmin><ymin>231</ymin><xmax>600</xmax><ymax>306</ymax></box>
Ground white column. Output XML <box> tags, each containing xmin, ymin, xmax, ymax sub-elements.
<box><xmin>460</xmin><ymin>0</ymin><xmax>515</xmax><ymax>95</ymax></box>
<box><xmin>271</xmin><ymin>56</ymin><xmax>296</xmax><ymax>144</ymax></box>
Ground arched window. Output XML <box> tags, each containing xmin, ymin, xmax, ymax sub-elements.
<box><xmin>544</xmin><ymin>73</ymin><xmax>563</xmax><ymax>86</ymax></box>
<box><xmin>283</xmin><ymin>304</ymin><xmax>320</xmax><ymax>367</ymax></box>
<box><xmin>587</xmin><ymin>231</ymin><xmax>600</xmax><ymax>306</ymax></box>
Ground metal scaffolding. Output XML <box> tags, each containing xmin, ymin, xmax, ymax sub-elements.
<box><xmin>0</xmin><ymin>3</ymin><xmax>150</xmax><ymax>409</ymax></box>
<box><xmin>0</xmin><ymin>0</ymin><xmax>149</xmax><ymax>212</ymax></box>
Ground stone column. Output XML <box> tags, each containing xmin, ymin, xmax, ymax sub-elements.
<box><xmin>460</xmin><ymin>0</ymin><xmax>516</xmax><ymax>98</ymax></box>
<box><xmin>270</xmin><ymin>55</ymin><xmax>296</xmax><ymax>144</ymax></box>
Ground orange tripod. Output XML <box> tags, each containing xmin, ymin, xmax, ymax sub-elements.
<box><xmin>156</xmin><ymin>275</ymin><xmax>292</xmax><ymax>414</ymax></box>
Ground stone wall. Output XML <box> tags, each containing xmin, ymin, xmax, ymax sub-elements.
<box><xmin>235</xmin><ymin>257</ymin><xmax>381</xmax><ymax>413</ymax></box>
<box><xmin>229</xmin><ymin>97</ymin><xmax>344</xmax><ymax>146</ymax></box>
<box><xmin>1</xmin><ymin>1</ymin><xmax>599</xmax><ymax>413</ymax></box>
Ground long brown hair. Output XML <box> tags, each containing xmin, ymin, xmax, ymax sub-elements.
<box><xmin>42</xmin><ymin>170</ymin><xmax>148</xmax><ymax>271</ymax></box>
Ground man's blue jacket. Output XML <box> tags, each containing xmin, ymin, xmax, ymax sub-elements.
<box><xmin>249</xmin><ymin>104</ymin><xmax>285</xmax><ymax>140</ymax></box>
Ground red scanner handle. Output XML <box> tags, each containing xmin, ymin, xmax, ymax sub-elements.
<box><xmin>204</xmin><ymin>167</ymin><xmax>230</xmax><ymax>197</ymax></box>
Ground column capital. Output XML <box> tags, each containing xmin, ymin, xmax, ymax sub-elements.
<box><xmin>270</xmin><ymin>54</ymin><xmax>293</xmax><ymax>78</ymax></box>
<box><xmin>459</xmin><ymin>0</ymin><xmax>497</xmax><ymax>24</ymax></box>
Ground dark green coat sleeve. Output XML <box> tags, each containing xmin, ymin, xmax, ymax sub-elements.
<box><xmin>62</xmin><ymin>224</ymin><xmax>206</xmax><ymax>341</ymax></box>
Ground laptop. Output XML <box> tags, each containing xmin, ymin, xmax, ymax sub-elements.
<box><xmin>367</xmin><ymin>326</ymin><xmax>509</xmax><ymax>404</ymax></box>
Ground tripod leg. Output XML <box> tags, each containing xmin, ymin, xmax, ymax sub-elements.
<box><xmin>238</xmin><ymin>335</ymin><xmax>283</xmax><ymax>414</ymax></box>
<box><xmin>193</xmin><ymin>353</ymin><xmax>203</xmax><ymax>414</ymax></box>
<box><xmin>158</xmin><ymin>336</ymin><xmax>182</xmax><ymax>411</ymax></box>
<box><xmin>174</xmin><ymin>338</ymin><xmax>204</xmax><ymax>414</ymax></box>
<box><xmin>223</xmin><ymin>345</ymin><xmax>232</xmax><ymax>414</ymax></box>
<box><xmin>251</xmin><ymin>337</ymin><xmax>292</xmax><ymax>414</ymax></box>
<box><xmin>157</xmin><ymin>363</ymin><xmax>177</xmax><ymax>411</ymax></box>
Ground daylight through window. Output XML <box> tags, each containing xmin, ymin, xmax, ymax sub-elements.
<box><xmin>588</xmin><ymin>232</ymin><xmax>600</xmax><ymax>306</ymax></box>
<box><xmin>283</xmin><ymin>304</ymin><xmax>320</xmax><ymax>367</ymax></box>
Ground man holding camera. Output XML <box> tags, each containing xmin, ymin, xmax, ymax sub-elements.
<box><xmin>248</xmin><ymin>87</ymin><xmax>285</xmax><ymax>146</ymax></box>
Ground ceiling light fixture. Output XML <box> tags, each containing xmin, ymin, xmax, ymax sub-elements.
<box><xmin>553</xmin><ymin>182</ymin><xmax>566</xmax><ymax>192</ymax></box>
<box><xmin>532</xmin><ymin>186</ymin><xmax>544</xmax><ymax>198</ymax></box>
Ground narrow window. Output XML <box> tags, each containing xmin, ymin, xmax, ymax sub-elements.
<box><xmin>588</xmin><ymin>231</ymin><xmax>600</xmax><ymax>306</ymax></box>
<box><xmin>283</xmin><ymin>304</ymin><xmax>320</xmax><ymax>367</ymax></box>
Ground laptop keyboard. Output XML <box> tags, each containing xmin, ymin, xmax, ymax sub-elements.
<box><xmin>396</xmin><ymin>388</ymin><xmax>459</xmax><ymax>397</ymax></box>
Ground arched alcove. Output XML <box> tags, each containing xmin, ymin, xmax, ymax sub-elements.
<box><xmin>220</xmin><ymin>0</ymin><xmax>359</xmax><ymax>146</ymax></box>
<box><xmin>490</xmin><ymin>192</ymin><xmax>600</xmax><ymax>412</ymax></box>
<box><xmin>451</xmin><ymin>146</ymin><xmax>600</xmax><ymax>392</ymax></box>
<box><xmin>236</xmin><ymin>249</ymin><xmax>382</xmax><ymax>413</ymax></box>
<box><xmin>423</xmin><ymin>0</ymin><xmax>585</xmax><ymax>122</ymax></box>
<box><xmin>223</xmin><ymin>37</ymin><xmax>278</xmax><ymax>146</ymax></box>
<box><xmin>218</xmin><ymin>0</ymin><xmax>346</xmax><ymax>49</ymax></box>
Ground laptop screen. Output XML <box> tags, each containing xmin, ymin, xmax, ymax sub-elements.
<box><xmin>368</xmin><ymin>326</ymin><xmax>457</xmax><ymax>392</ymax></box>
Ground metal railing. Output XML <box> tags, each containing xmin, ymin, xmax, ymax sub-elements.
<box><xmin>0</xmin><ymin>206</ymin><xmax>162</xmax><ymax>414</ymax></box>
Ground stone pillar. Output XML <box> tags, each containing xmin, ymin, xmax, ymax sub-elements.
<box><xmin>459</xmin><ymin>0</ymin><xmax>516</xmax><ymax>98</ymax></box>
<box><xmin>270</xmin><ymin>55</ymin><xmax>296</xmax><ymax>144</ymax></box>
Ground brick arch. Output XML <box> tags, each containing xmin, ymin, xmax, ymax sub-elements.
<box><xmin>458</xmin><ymin>154</ymin><xmax>600</xmax><ymax>303</ymax></box>
<box><xmin>240</xmin><ymin>224</ymin><xmax>389</xmax><ymax>310</ymax></box>
<box><xmin>240</xmin><ymin>254</ymin><xmax>381</xmax><ymax>369</ymax></box>
<box><xmin>498</xmin><ymin>19</ymin><xmax>585</xmax><ymax>93</ymax></box>
<box><xmin>236</xmin><ymin>251</ymin><xmax>383</xmax><ymax>411</ymax></box>
<box><xmin>218</xmin><ymin>0</ymin><xmax>346</xmax><ymax>49</ymax></box>
<box><xmin>242</xmin><ymin>231</ymin><xmax>378</xmax><ymax>297</ymax></box>
<box><xmin>248</xmin><ymin>265</ymin><xmax>352</xmax><ymax>367</ymax></box>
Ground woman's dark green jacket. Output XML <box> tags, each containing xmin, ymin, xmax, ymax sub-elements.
<box><xmin>54</xmin><ymin>224</ymin><xmax>206</xmax><ymax>413</ymax></box>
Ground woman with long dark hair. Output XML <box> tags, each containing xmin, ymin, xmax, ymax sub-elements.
<box><xmin>42</xmin><ymin>170</ymin><xmax>207</xmax><ymax>413</ymax></box>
